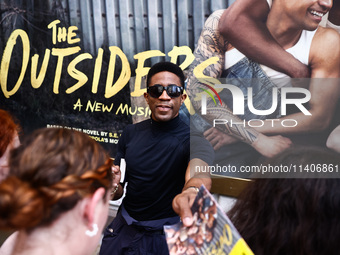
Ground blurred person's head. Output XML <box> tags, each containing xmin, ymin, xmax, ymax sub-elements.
<box><xmin>228</xmin><ymin>146</ymin><xmax>340</xmax><ymax>255</ymax></box>
<box><xmin>0</xmin><ymin>110</ymin><xmax>20</xmax><ymax>181</ymax></box>
<box><xmin>0</xmin><ymin>128</ymin><xmax>113</xmax><ymax>255</ymax></box>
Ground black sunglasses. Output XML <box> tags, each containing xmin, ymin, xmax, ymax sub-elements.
<box><xmin>147</xmin><ymin>84</ymin><xmax>183</xmax><ymax>98</ymax></box>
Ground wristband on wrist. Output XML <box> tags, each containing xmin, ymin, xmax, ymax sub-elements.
<box><xmin>186</xmin><ymin>186</ymin><xmax>199</xmax><ymax>193</ymax></box>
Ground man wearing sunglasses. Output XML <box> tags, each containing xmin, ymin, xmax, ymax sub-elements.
<box><xmin>100</xmin><ymin>62</ymin><xmax>214</xmax><ymax>255</ymax></box>
<box><xmin>145</xmin><ymin>76</ymin><xmax>185</xmax><ymax>122</ymax></box>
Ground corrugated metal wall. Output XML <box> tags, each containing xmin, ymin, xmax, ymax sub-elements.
<box><xmin>64</xmin><ymin>0</ymin><xmax>231</xmax><ymax>66</ymax></box>
<box><xmin>0</xmin><ymin>0</ymin><xmax>232</xmax><ymax>66</ymax></box>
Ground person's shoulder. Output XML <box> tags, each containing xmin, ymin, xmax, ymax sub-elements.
<box><xmin>310</xmin><ymin>27</ymin><xmax>340</xmax><ymax>69</ymax></box>
<box><xmin>211</xmin><ymin>9</ymin><xmax>225</xmax><ymax>18</ymax></box>
<box><xmin>205</xmin><ymin>9</ymin><xmax>225</xmax><ymax>27</ymax></box>
<box><xmin>312</xmin><ymin>26</ymin><xmax>340</xmax><ymax>51</ymax></box>
<box><xmin>315</xmin><ymin>26</ymin><xmax>340</xmax><ymax>42</ymax></box>
<box><xmin>121</xmin><ymin>119</ymin><xmax>150</xmax><ymax>134</ymax></box>
<box><xmin>129</xmin><ymin>119</ymin><xmax>151</xmax><ymax>132</ymax></box>
<box><xmin>172</xmin><ymin>117</ymin><xmax>190</xmax><ymax>137</ymax></box>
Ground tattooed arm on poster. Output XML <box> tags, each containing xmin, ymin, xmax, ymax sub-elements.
<box><xmin>186</xmin><ymin>10</ymin><xmax>292</xmax><ymax>158</ymax></box>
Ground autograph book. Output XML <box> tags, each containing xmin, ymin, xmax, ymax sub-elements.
<box><xmin>164</xmin><ymin>185</ymin><xmax>253</xmax><ymax>255</ymax></box>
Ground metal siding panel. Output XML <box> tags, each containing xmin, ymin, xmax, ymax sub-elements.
<box><xmin>228</xmin><ymin>0</ymin><xmax>235</xmax><ymax>6</ymax></box>
<box><xmin>105</xmin><ymin>0</ymin><xmax>117</xmax><ymax>46</ymax></box>
<box><xmin>204</xmin><ymin>0</ymin><xmax>210</xmax><ymax>14</ymax></box>
<box><xmin>92</xmin><ymin>0</ymin><xmax>105</xmax><ymax>52</ymax></box>
<box><xmin>80</xmin><ymin>0</ymin><xmax>95</xmax><ymax>54</ymax></box>
<box><xmin>133</xmin><ymin>0</ymin><xmax>146</xmax><ymax>53</ymax></box>
<box><xmin>118</xmin><ymin>0</ymin><xmax>134</xmax><ymax>63</ymax></box>
<box><xmin>177</xmin><ymin>0</ymin><xmax>189</xmax><ymax>47</ymax></box>
<box><xmin>47</xmin><ymin>0</ymin><xmax>55</xmax><ymax>11</ymax></box>
<box><xmin>193</xmin><ymin>0</ymin><xmax>204</xmax><ymax>48</ymax></box>
<box><xmin>68</xmin><ymin>0</ymin><xmax>81</xmax><ymax>31</ymax></box>
<box><xmin>147</xmin><ymin>0</ymin><xmax>162</xmax><ymax>65</ymax></box>
<box><xmin>64</xmin><ymin>0</ymin><xmax>222</xmax><ymax>66</ymax></box>
<box><xmin>210</xmin><ymin>0</ymin><xmax>228</xmax><ymax>10</ymax></box>
<box><xmin>162</xmin><ymin>0</ymin><xmax>176</xmax><ymax>57</ymax></box>
<box><xmin>61</xmin><ymin>0</ymin><xmax>69</xmax><ymax>23</ymax></box>
<box><xmin>187</xmin><ymin>0</ymin><xmax>194</xmax><ymax>49</ymax></box>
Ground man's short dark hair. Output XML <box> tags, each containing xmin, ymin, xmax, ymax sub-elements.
<box><xmin>146</xmin><ymin>62</ymin><xmax>185</xmax><ymax>88</ymax></box>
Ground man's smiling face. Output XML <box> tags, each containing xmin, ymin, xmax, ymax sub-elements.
<box><xmin>144</xmin><ymin>71</ymin><xmax>186</xmax><ymax>122</ymax></box>
<box><xmin>283</xmin><ymin>0</ymin><xmax>332</xmax><ymax>30</ymax></box>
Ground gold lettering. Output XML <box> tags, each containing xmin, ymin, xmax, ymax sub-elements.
<box><xmin>57</xmin><ymin>27</ymin><xmax>67</xmax><ymax>43</ymax></box>
<box><xmin>68</xmin><ymin>26</ymin><xmax>80</xmax><ymax>44</ymax></box>
<box><xmin>132</xmin><ymin>50</ymin><xmax>165</xmax><ymax>97</ymax></box>
<box><xmin>168</xmin><ymin>46</ymin><xmax>195</xmax><ymax>70</ymax></box>
<box><xmin>95</xmin><ymin>102</ymin><xmax>102</xmax><ymax>111</ymax></box>
<box><xmin>204</xmin><ymin>223</ymin><xmax>233</xmax><ymax>254</ymax></box>
<box><xmin>66</xmin><ymin>53</ymin><xmax>92</xmax><ymax>94</ymax></box>
<box><xmin>31</xmin><ymin>49</ymin><xmax>51</xmax><ymax>89</ymax></box>
<box><xmin>47</xmin><ymin>20</ymin><xmax>61</xmax><ymax>45</ymax></box>
<box><xmin>1</xmin><ymin>29</ymin><xmax>30</xmax><ymax>98</ymax></box>
<box><xmin>115</xmin><ymin>103</ymin><xmax>129</xmax><ymax>115</ymax></box>
<box><xmin>221</xmin><ymin>223</ymin><xmax>233</xmax><ymax>246</ymax></box>
<box><xmin>105</xmin><ymin>46</ymin><xmax>131</xmax><ymax>98</ymax></box>
<box><xmin>193</xmin><ymin>56</ymin><xmax>221</xmax><ymax>86</ymax></box>
<box><xmin>51</xmin><ymin>46</ymin><xmax>81</xmax><ymax>94</ymax></box>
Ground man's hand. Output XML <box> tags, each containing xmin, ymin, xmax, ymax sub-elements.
<box><xmin>252</xmin><ymin>133</ymin><xmax>292</xmax><ymax>158</ymax></box>
<box><xmin>111</xmin><ymin>164</ymin><xmax>121</xmax><ymax>191</ymax></box>
<box><xmin>172</xmin><ymin>188</ymin><xmax>198</xmax><ymax>227</ymax></box>
<box><xmin>204</xmin><ymin>127</ymin><xmax>238</xmax><ymax>150</ymax></box>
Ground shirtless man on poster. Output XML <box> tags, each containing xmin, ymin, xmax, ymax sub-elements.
<box><xmin>219</xmin><ymin>0</ymin><xmax>340</xmax><ymax>154</ymax></box>
<box><xmin>186</xmin><ymin>0</ymin><xmax>340</xmax><ymax>170</ymax></box>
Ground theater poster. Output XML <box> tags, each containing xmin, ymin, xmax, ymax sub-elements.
<box><xmin>1</xmin><ymin>0</ymin><xmax>339</xmax><ymax>178</ymax></box>
<box><xmin>0</xmin><ymin>0</ymin><xmax>229</xmax><ymax>157</ymax></box>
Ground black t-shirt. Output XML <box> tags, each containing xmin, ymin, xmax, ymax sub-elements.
<box><xmin>114</xmin><ymin>115</ymin><xmax>213</xmax><ymax>221</ymax></box>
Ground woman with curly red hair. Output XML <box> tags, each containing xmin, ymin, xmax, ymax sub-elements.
<box><xmin>0</xmin><ymin>128</ymin><xmax>114</xmax><ymax>255</ymax></box>
<box><xmin>0</xmin><ymin>109</ymin><xmax>20</xmax><ymax>182</ymax></box>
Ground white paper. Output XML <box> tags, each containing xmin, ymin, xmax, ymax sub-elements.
<box><xmin>120</xmin><ymin>158</ymin><xmax>126</xmax><ymax>183</ymax></box>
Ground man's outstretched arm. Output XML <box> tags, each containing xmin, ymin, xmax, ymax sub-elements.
<box><xmin>254</xmin><ymin>28</ymin><xmax>340</xmax><ymax>135</ymax></box>
<box><xmin>218</xmin><ymin>0</ymin><xmax>310</xmax><ymax>78</ymax></box>
<box><xmin>172</xmin><ymin>158</ymin><xmax>211</xmax><ymax>227</ymax></box>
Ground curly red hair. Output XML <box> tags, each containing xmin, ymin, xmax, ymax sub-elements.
<box><xmin>0</xmin><ymin>109</ymin><xmax>20</xmax><ymax>157</ymax></box>
<box><xmin>0</xmin><ymin>128</ymin><xmax>113</xmax><ymax>230</ymax></box>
